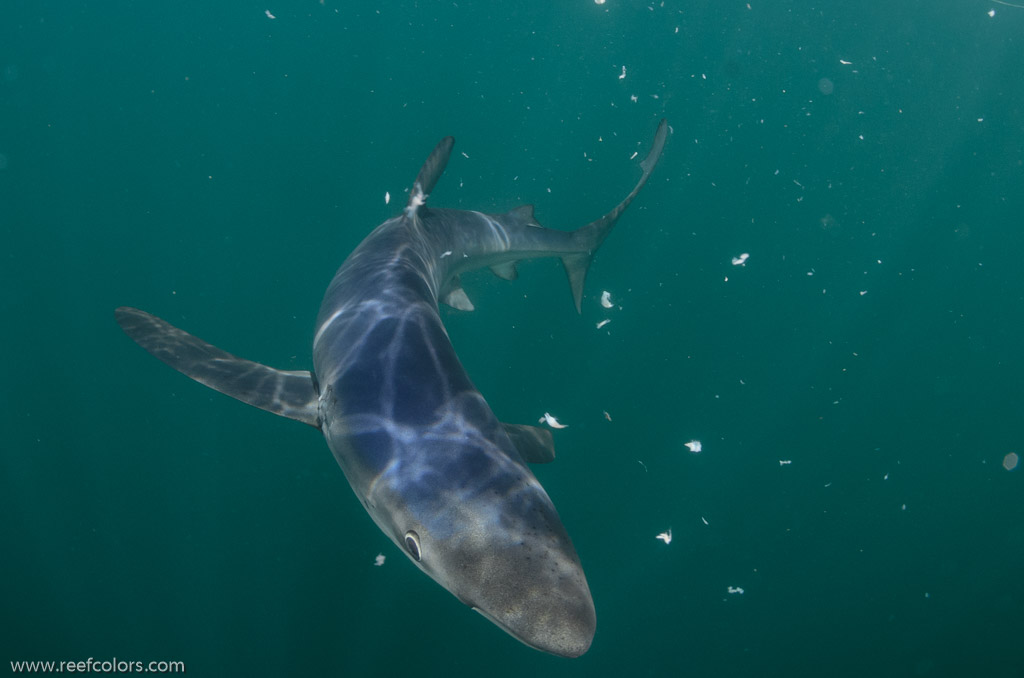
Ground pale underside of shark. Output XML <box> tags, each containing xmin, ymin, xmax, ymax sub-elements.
<box><xmin>115</xmin><ymin>119</ymin><xmax>668</xmax><ymax>658</ymax></box>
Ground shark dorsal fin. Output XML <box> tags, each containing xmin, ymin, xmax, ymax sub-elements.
<box><xmin>506</xmin><ymin>204</ymin><xmax>538</xmax><ymax>226</ymax></box>
<box><xmin>405</xmin><ymin>136</ymin><xmax>455</xmax><ymax>219</ymax></box>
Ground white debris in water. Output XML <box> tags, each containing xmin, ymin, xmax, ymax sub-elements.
<box><xmin>685</xmin><ymin>440</ymin><xmax>702</xmax><ymax>453</ymax></box>
<box><xmin>595</xmin><ymin>0</ymin><xmax>606</xmax><ymax>5</ymax></box>
<box><xmin>731</xmin><ymin>253</ymin><xmax>750</xmax><ymax>266</ymax></box>
<box><xmin>265</xmin><ymin>9</ymin><xmax>276</xmax><ymax>18</ymax></box>
<box><xmin>779</xmin><ymin>459</ymin><xmax>792</xmax><ymax>466</ymax></box>
<box><xmin>440</xmin><ymin>250</ymin><xmax>452</xmax><ymax>258</ymax></box>
<box><xmin>656</xmin><ymin>529</ymin><xmax>672</xmax><ymax>544</ymax></box>
<box><xmin>1004</xmin><ymin>452</ymin><xmax>1020</xmax><ymax>471</ymax></box>
<box><xmin>373</xmin><ymin>553</ymin><xmax>386</xmax><ymax>566</ymax></box>
<box><xmin>701</xmin><ymin>517</ymin><xmax>709</xmax><ymax>525</ymax></box>
<box><xmin>600</xmin><ymin>290</ymin><xmax>614</xmax><ymax>308</ymax></box>
<box><xmin>840</xmin><ymin>59</ymin><xmax>852</xmax><ymax>65</ymax></box>
<box><xmin>596</xmin><ymin>319</ymin><xmax>611</xmax><ymax>329</ymax></box>
<box><xmin>539</xmin><ymin>413</ymin><xmax>568</xmax><ymax>429</ymax></box>
<box><xmin>619</xmin><ymin>66</ymin><xmax>627</xmax><ymax>80</ymax></box>
<box><xmin>603</xmin><ymin>410</ymin><xmax>613</xmax><ymax>422</ymax></box>
<box><xmin>630</xmin><ymin>151</ymin><xmax>638</xmax><ymax>160</ymax></box>
<box><xmin>727</xmin><ymin>586</ymin><xmax>744</xmax><ymax>595</ymax></box>
<box><xmin>385</xmin><ymin>191</ymin><xmax>390</xmax><ymax>205</ymax></box>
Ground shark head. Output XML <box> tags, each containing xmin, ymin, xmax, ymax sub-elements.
<box><xmin>363</xmin><ymin>436</ymin><xmax>596</xmax><ymax>657</ymax></box>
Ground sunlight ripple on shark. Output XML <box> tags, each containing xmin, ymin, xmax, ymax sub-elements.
<box><xmin>115</xmin><ymin>119</ymin><xmax>668</xmax><ymax>657</ymax></box>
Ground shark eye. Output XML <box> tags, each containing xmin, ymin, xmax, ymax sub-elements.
<box><xmin>404</xmin><ymin>530</ymin><xmax>421</xmax><ymax>561</ymax></box>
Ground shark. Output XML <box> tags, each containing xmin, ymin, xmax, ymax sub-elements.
<box><xmin>115</xmin><ymin>119</ymin><xmax>667</xmax><ymax>658</ymax></box>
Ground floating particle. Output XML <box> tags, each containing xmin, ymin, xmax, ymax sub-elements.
<box><xmin>601</xmin><ymin>290</ymin><xmax>614</xmax><ymax>308</ymax></box>
<box><xmin>727</xmin><ymin>586</ymin><xmax>744</xmax><ymax>595</ymax></box>
<box><xmin>385</xmin><ymin>191</ymin><xmax>390</xmax><ymax>205</ymax></box>
<box><xmin>440</xmin><ymin>250</ymin><xmax>452</xmax><ymax>258</ymax></box>
<box><xmin>539</xmin><ymin>412</ymin><xmax>568</xmax><ymax>429</ymax></box>
<box><xmin>603</xmin><ymin>410</ymin><xmax>613</xmax><ymax>422</ymax></box>
<box><xmin>630</xmin><ymin>151</ymin><xmax>638</xmax><ymax>160</ymax></box>
<box><xmin>988</xmin><ymin>8</ymin><xmax>995</xmax><ymax>16</ymax></box>
<box><xmin>685</xmin><ymin>440</ymin><xmax>702</xmax><ymax>453</ymax></box>
<box><xmin>596</xmin><ymin>319</ymin><xmax>611</xmax><ymax>329</ymax></box>
<box><xmin>1004</xmin><ymin>452</ymin><xmax>1019</xmax><ymax>471</ymax></box>
<box><xmin>859</xmin><ymin>290</ymin><xmax>868</xmax><ymax>296</ymax></box>
<box><xmin>374</xmin><ymin>553</ymin><xmax>386</xmax><ymax>566</ymax></box>
<box><xmin>701</xmin><ymin>517</ymin><xmax>709</xmax><ymax>525</ymax></box>
<box><xmin>619</xmin><ymin>66</ymin><xmax>627</xmax><ymax>80</ymax></box>
<box><xmin>840</xmin><ymin>59</ymin><xmax>853</xmax><ymax>65</ymax></box>
<box><xmin>779</xmin><ymin>459</ymin><xmax>792</xmax><ymax>466</ymax></box>
<box><xmin>637</xmin><ymin>460</ymin><xmax>648</xmax><ymax>472</ymax></box>
<box><xmin>731</xmin><ymin>253</ymin><xmax>749</xmax><ymax>266</ymax></box>
<box><xmin>656</xmin><ymin>529</ymin><xmax>672</xmax><ymax>544</ymax></box>
<box><xmin>595</xmin><ymin>0</ymin><xmax>606</xmax><ymax>4</ymax></box>
<box><xmin>265</xmin><ymin>9</ymin><xmax>276</xmax><ymax>18</ymax></box>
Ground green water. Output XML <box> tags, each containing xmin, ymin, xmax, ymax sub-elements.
<box><xmin>3</xmin><ymin>1</ymin><xmax>1023</xmax><ymax>676</ymax></box>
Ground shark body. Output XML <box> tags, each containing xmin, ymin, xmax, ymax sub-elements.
<box><xmin>116</xmin><ymin>119</ymin><xmax>667</xmax><ymax>657</ymax></box>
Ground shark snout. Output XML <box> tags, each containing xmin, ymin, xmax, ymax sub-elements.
<box><xmin>471</xmin><ymin>580</ymin><xmax>596</xmax><ymax>658</ymax></box>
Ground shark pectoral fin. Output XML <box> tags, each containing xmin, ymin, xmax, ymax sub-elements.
<box><xmin>563</xmin><ymin>119</ymin><xmax>670</xmax><ymax>314</ymax></box>
<box><xmin>502</xmin><ymin>423</ymin><xmax>556</xmax><ymax>464</ymax></box>
<box><xmin>490</xmin><ymin>262</ymin><xmax>519</xmax><ymax>281</ymax></box>
<box><xmin>114</xmin><ymin>307</ymin><xmax>321</xmax><ymax>429</ymax></box>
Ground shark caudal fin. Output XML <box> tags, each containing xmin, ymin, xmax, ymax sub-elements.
<box><xmin>115</xmin><ymin>307</ymin><xmax>321</xmax><ymax>428</ymax></box>
<box><xmin>562</xmin><ymin>119</ymin><xmax>669</xmax><ymax>313</ymax></box>
<box><xmin>405</xmin><ymin>136</ymin><xmax>456</xmax><ymax>219</ymax></box>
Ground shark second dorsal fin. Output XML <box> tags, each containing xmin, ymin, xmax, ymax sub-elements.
<box><xmin>114</xmin><ymin>307</ymin><xmax>321</xmax><ymax>428</ymax></box>
<box><xmin>502</xmin><ymin>423</ymin><xmax>556</xmax><ymax>464</ymax></box>
<box><xmin>406</xmin><ymin>136</ymin><xmax>455</xmax><ymax>219</ymax></box>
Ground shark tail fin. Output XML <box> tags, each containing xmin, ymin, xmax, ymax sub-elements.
<box><xmin>405</xmin><ymin>136</ymin><xmax>455</xmax><ymax>218</ymax></box>
<box><xmin>561</xmin><ymin>119</ymin><xmax>669</xmax><ymax>313</ymax></box>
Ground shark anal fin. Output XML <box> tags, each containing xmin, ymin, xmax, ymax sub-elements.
<box><xmin>490</xmin><ymin>262</ymin><xmax>519</xmax><ymax>281</ymax></box>
<box><xmin>114</xmin><ymin>307</ymin><xmax>321</xmax><ymax>429</ymax></box>
<box><xmin>502</xmin><ymin>423</ymin><xmax>556</xmax><ymax>464</ymax></box>
<box><xmin>563</xmin><ymin>118</ymin><xmax>669</xmax><ymax>313</ymax></box>
<box><xmin>406</xmin><ymin>136</ymin><xmax>455</xmax><ymax>218</ymax></box>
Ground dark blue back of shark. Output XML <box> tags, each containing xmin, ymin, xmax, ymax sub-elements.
<box><xmin>311</xmin><ymin>119</ymin><xmax>668</xmax><ymax>492</ymax></box>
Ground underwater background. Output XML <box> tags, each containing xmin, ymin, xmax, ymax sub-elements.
<box><xmin>3</xmin><ymin>1</ymin><xmax>1023</xmax><ymax>676</ymax></box>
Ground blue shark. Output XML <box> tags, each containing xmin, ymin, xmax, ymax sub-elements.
<box><xmin>115</xmin><ymin>119</ymin><xmax>667</xmax><ymax>657</ymax></box>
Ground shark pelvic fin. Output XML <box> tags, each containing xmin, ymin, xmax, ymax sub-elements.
<box><xmin>442</xmin><ymin>276</ymin><xmax>475</xmax><ymax>311</ymax></box>
<box><xmin>562</xmin><ymin>118</ymin><xmax>669</xmax><ymax>313</ymax></box>
<box><xmin>502</xmin><ymin>423</ymin><xmax>556</xmax><ymax>464</ymax></box>
<box><xmin>114</xmin><ymin>307</ymin><xmax>321</xmax><ymax>428</ymax></box>
<box><xmin>405</xmin><ymin>136</ymin><xmax>455</xmax><ymax>219</ymax></box>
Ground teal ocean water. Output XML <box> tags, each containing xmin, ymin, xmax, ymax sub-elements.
<box><xmin>3</xmin><ymin>2</ymin><xmax>1023</xmax><ymax>676</ymax></box>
